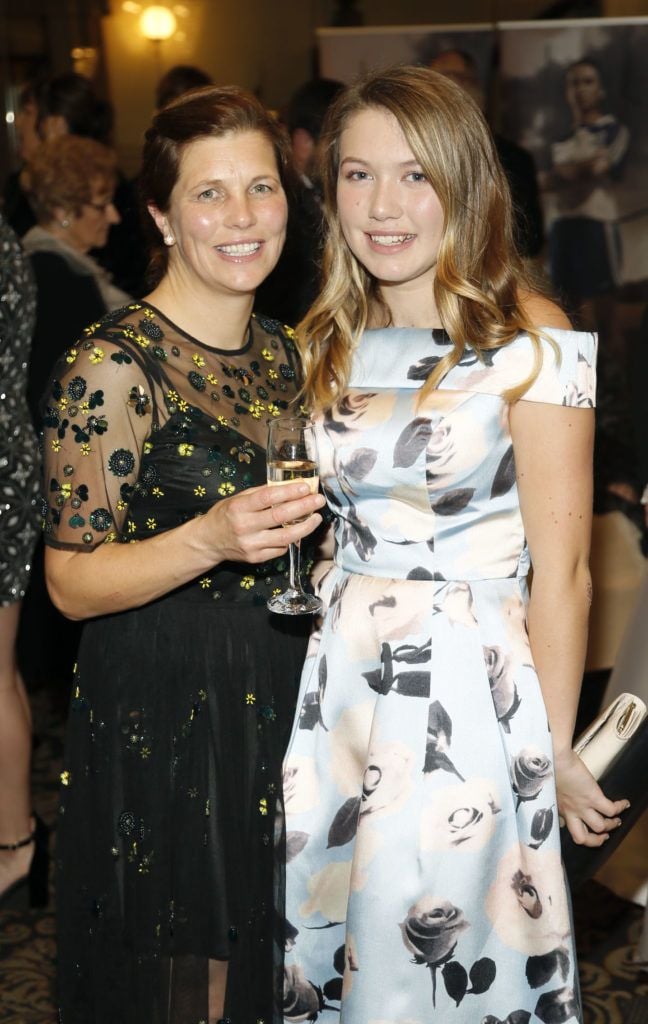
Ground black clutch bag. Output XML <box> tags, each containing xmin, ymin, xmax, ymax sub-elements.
<box><xmin>561</xmin><ymin>694</ymin><xmax>648</xmax><ymax>891</ymax></box>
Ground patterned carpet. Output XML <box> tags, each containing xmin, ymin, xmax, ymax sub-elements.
<box><xmin>0</xmin><ymin>686</ymin><xmax>646</xmax><ymax>1024</ymax></box>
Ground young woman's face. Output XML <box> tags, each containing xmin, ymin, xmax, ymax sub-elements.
<box><xmin>155</xmin><ymin>130</ymin><xmax>288</xmax><ymax>299</ymax></box>
<box><xmin>336</xmin><ymin>107</ymin><xmax>445</xmax><ymax>296</ymax></box>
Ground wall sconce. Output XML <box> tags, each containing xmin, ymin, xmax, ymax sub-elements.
<box><xmin>139</xmin><ymin>5</ymin><xmax>177</xmax><ymax>41</ymax></box>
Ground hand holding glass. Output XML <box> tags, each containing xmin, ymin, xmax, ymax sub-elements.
<box><xmin>267</xmin><ymin>416</ymin><xmax>323</xmax><ymax>615</ymax></box>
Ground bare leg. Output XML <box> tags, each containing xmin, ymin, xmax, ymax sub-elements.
<box><xmin>208</xmin><ymin>958</ymin><xmax>228</xmax><ymax>1023</ymax></box>
<box><xmin>0</xmin><ymin>601</ymin><xmax>34</xmax><ymax>895</ymax></box>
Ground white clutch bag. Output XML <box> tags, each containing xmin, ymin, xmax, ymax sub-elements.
<box><xmin>573</xmin><ymin>692</ymin><xmax>647</xmax><ymax>779</ymax></box>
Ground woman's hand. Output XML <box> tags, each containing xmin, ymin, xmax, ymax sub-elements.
<box><xmin>554</xmin><ymin>748</ymin><xmax>630</xmax><ymax>847</ymax></box>
<box><xmin>200</xmin><ymin>481</ymin><xmax>325</xmax><ymax>565</ymax></box>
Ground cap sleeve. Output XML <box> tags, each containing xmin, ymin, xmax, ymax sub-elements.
<box><xmin>42</xmin><ymin>338</ymin><xmax>155</xmax><ymax>551</ymax></box>
<box><xmin>520</xmin><ymin>329</ymin><xmax>597</xmax><ymax>408</ymax></box>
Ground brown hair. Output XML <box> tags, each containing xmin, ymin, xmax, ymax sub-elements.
<box><xmin>139</xmin><ymin>84</ymin><xmax>293</xmax><ymax>287</ymax></box>
<box><xmin>24</xmin><ymin>135</ymin><xmax>117</xmax><ymax>224</ymax></box>
<box><xmin>298</xmin><ymin>64</ymin><xmax>550</xmax><ymax>411</ymax></box>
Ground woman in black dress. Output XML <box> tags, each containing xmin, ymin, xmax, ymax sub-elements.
<box><xmin>42</xmin><ymin>86</ymin><xmax>324</xmax><ymax>1024</ymax></box>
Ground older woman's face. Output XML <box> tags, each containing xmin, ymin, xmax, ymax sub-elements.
<box><xmin>154</xmin><ymin>129</ymin><xmax>287</xmax><ymax>299</ymax></box>
<box><xmin>64</xmin><ymin>179</ymin><xmax>120</xmax><ymax>254</ymax></box>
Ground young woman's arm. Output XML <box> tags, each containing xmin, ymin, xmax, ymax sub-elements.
<box><xmin>509</xmin><ymin>297</ymin><xmax>629</xmax><ymax>846</ymax></box>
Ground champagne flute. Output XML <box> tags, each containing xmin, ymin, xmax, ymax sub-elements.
<box><xmin>267</xmin><ymin>416</ymin><xmax>323</xmax><ymax>615</ymax></box>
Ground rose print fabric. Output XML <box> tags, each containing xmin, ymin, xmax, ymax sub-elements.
<box><xmin>282</xmin><ymin>327</ymin><xmax>596</xmax><ymax>1024</ymax></box>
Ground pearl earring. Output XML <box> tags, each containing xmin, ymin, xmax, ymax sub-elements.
<box><xmin>164</xmin><ymin>233</ymin><xmax>175</xmax><ymax>246</ymax></box>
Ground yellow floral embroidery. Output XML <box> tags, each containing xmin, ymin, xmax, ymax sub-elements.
<box><xmin>271</xmin><ymin>588</ymin><xmax>282</xmax><ymax>598</ymax></box>
<box><xmin>207</xmin><ymin>373</ymin><xmax>219</xmax><ymax>385</ymax></box>
<box><xmin>240</xmin><ymin>575</ymin><xmax>254</xmax><ymax>590</ymax></box>
<box><xmin>194</xmin><ymin>485</ymin><xmax>206</xmax><ymax>497</ymax></box>
<box><xmin>66</xmin><ymin>348</ymin><xmax>78</xmax><ymax>364</ymax></box>
<box><xmin>177</xmin><ymin>399</ymin><xmax>188</xmax><ymax>412</ymax></box>
<box><xmin>283</xmin><ymin>324</ymin><xmax>296</xmax><ymax>338</ymax></box>
<box><xmin>89</xmin><ymin>347</ymin><xmax>105</xmax><ymax>364</ymax></box>
<box><xmin>267</xmin><ymin>403</ymin><xmax>281</xmax><ymax>417</ymax></box>
<box><xmin>218</xmin><ymin>482</ymin><xmax>235</xmax><ymax>496</ymax></box>
<box><xmin>58</xmin><ymin>395</ymin><xmax>68</xmax><ymax>409</ymax></box>
<box><xmin>250</xmin><ymin>400</ymin><xmax>266</xmax><ymax>420</ymax></box>
<box><xmin>178</xmin><ymin>443</ymin><xmax>194</xmax><ymax>457</ymax></box>
<box><xmin>80</xmin><ymin>443</ymin><xmax>92</xmax><ymax>456</ymax></box>
<box><xmin>103</xmin><ymin>531</ymin><xmax>117</xmax><ymax>543</ymax></box>
<box><xmin>61</xmin><ymin>483</ymin><xmax>72</xmax><ymax>499</ymax></box>
<box><xmin>146</xmin><ymin>518</ymin><xmax>156</xmax><ymax>530</ymax></box>
<box><xmin>143</xmin><ymin>441</ymin><xmax>153</xmax><ymax>454</ymax></box>
<box><xmin>83</xmin><ymin>321</ymin><xmax>102</xmax><ymax>336</ymax></box>
<box><xmin>192</xmin><ymin>353</ymin><xmax>205</xmax><ymax>367</ymax></box>
<box><xmin>167</xmin><ymin>389</ymin><xmax>179</xmax><ymax>403</ymax></box>
<box><xmin>152</xmin><ymin>487</ymin><xmax>164</xmax><ymax>498</ymax></box>
<box><xmin>135</xmin><ymin>333</ymin><xmax>150</xmax><ymax>349</ymax></box>
<box><xmin>51</xmin><ymin>439</ymin><xmax>61</xmax><ymax>452</ymax></box>
<box><xmin>245</xmin><ymin>693</ymin><xmax>256</xmax><ymax>705</ymax></box>
<box><xmin>80</xmin><ymin>401</ymin><xmax>90</xmax><ymax>413</ymax></box>
<box><xmin>268</xmin><ymin>369</ymin><xmax>278</xmax><ymax>380</ymax></box>
<box><xmin>217</xmin><ymin>414</ymin><xmax>229</xmax><ymax>427</ymax></box>
<box><xmin>199</xmin><ymin>577</ymin><xmax>212</xmax><ymax>589</ymax></box>
<box><xmin>60</xmin><ymin>771</ymin><xmax>71</xmax><ymax>786</ymax></box>
<box><xmin>127</xmin><ymin>521</ymin><xmax>137</xmax><ymax>533</ymax></box>
<box><xmin>261</xmin><ymin>348</ymin><xmax>274</xmax><ymax>361</ymax></box>
<box><xmin>142</xmin><ymin>307</ymin><xmax>155</xmax><ymax>319</ymax></box>
<box><xmin>116</xmin><ymin>499</ymin><xmax>127</xmax><ymax>511</ymax></box>
<box><xmin>259</xmin><ymin>798</ymin><xmax>268</xmax><ymax>816</ymax></box>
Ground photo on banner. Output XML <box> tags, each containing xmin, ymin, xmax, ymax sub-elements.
<box><xmin>317</xmin><ymin>24</ymin><xmax>495</xmax><ymax>87</ymax></box>
<box><xmin>498</xmin><ymin>18</ymin><xmax>648</xmax><ymax>312</ymax></box>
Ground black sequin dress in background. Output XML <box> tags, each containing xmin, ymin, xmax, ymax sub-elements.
<box><xmin>0</xmin><ymin>214</ymin><xmax>40</xmax><ymax>606</ymax></box>
<box><xmin>42</xmin><ymin>304</ymin><xmax>310</xmax><ymax>1024</ymax></box>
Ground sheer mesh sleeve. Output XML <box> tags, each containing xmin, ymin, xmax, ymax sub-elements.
<box><xmin>42</xmin><ymin>339</ymin><xmax>157</xmax><ymax>551</ymax></box>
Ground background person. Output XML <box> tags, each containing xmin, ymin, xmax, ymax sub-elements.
<box><xmin>0</xmin><ymin>214</ymin><xmax>46</xmax><ymax>909</ymax></box>
<box><xmin>255</xmin><ymin>77</ymin><xmax>343</xmax><ymax>325</ymax></box>
<box><xmin>281</xmin><ymin>65</ymin><xmax>628</xmax><ymax>1023</ymax></box>
<box><xmin>154</xmin><ymin>63</ymin><xmax>213</xmax><ymax>111</ymax></box>
<box><xmin>21</xmin><ymin>134</ymin><xmax>130</xmax><ymax>428</ymax></box>
<box><xmin>42</xmin><ymin>85</ymin><xmax>324</xmax><ymax>1024</ymax></box>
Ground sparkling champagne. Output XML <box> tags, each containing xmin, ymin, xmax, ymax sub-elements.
<box><xmin>268</xmin><ymin>459</ymin><xmax>319</xmax><ymax>522</ymax></box>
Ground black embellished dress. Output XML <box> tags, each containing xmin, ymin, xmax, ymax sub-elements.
<box><xmin>0</xmin><ymin>214</ymin><xmax>40</xmax><ymax>606</ymax></box>
<box><xmin>42</xmin><ymin>304</ymin><xmax>310</xmax><ymax>1024</ymax></box>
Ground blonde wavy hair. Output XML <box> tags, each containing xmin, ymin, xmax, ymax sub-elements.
<box><xmin>298</xmin><ymin>65</ymin><xmax>552</xmax><ymax>411</ymax></box>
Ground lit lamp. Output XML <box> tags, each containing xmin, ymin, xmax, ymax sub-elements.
<box><xmin>139</xmin><ymin>5</ymin><xmax>177</xmax><ymax>42</ymax></box>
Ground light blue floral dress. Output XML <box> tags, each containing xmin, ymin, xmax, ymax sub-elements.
<box><xmin>282</xmin><ymin>327</ymin><xmax>596</xmax><ymax>1024</ymax></box>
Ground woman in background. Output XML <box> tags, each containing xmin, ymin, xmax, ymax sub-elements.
<box><xmin>42</xmin><ymin>85</ymin><xmax>323</xmax><ymax>1024</ymax></box>
<box><xmin>21</xmin><ymin>134</ymin><xmax>130</xmax><ymax>428</ymax></box>
<box><xmin>282</xmin><ymin>65</ymin><xmax>629</xmax><ymax>1023</ymax></box>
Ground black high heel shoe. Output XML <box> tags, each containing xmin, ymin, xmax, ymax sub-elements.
<box><xmin>0</xmin><ymin>814</ymin><xmax>50</xmax><ymax>910</ymax></box>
